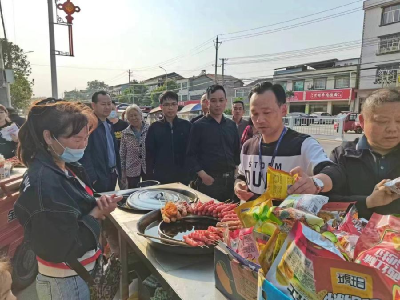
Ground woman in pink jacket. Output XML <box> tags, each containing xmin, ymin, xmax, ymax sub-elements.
<box><xmin>120</xmin><ymin>104</ymin><xmax>149</xmax><ymax>188</ymax></box>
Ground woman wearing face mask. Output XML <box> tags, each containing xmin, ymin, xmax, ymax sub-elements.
<box><xmin>120</xmin><ymin>104</ymin><xmax>148</xmax><ymax>188</ymax></box>
<box><xmin>0</xmin><ymin>105</ymin><xmax>19</xmax><ymax>158</ymax></box>
<box><xmin>14</xmin><ymin>99</ymin><xmax>122</xmax><ymax>300</ymax></box>
<box><xmin>108</xmin><ymin>101</ymin><xmax>128</xmax><ymax>149</ymax></box>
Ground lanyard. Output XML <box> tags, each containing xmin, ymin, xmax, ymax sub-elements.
<box><xmin>258</xmin><ymin>127</ymin><xmax>287</xmax><ymax>185</ymax></box>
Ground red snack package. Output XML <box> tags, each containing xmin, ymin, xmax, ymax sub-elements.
<box><xmin>354</xmin><ymin>214</ymin><xmax>400</xmax><ymax>291</ymax></box>
<box><xmin>338</xmin><ymin>205</ymin><xmax>368</xmax><ymax>236</ymax></box>
<box><xmin>228</xmin><ymin>227</ymin><xmax>259</xmax><ymax>263</ymax></box>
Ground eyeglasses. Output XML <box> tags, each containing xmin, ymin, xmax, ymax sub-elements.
<box><xmin>162</xmin><ymin>102</ymin><xmax>178</xmax><ymax>107</ymax></box>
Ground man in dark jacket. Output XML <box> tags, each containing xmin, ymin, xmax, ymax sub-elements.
<box><xmin>80</xmin><ymin>91</ymin><xmax>121</xmax><ymax>192</ymax></box>
<box><xmin>327</xmin><ymin>89</ymin><xmax>400</xmax><ymax>219</ymax></box>
<box><xmin>190</xmin><ymin>94</ymin><xmax>209</xmax><ymax>123</ymax></box>
<box><xmin>146</xmin><ymin>91</ymin><xmax>191</xmax><ymax>184</ymax></box>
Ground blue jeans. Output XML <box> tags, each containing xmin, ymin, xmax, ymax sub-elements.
<box><xmin>36</xmin><ymin>273</ymin><xmax>90</xmax><ymax>300</ymax></box>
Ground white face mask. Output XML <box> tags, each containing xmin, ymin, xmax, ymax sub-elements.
<box><xmin>108</xmin><ymin>111</ymin><xmax>118</xmax><ymax>119</ymax></box>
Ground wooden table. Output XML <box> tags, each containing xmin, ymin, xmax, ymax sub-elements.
<box><xmin>108</xmin><ymin>183</ymin><xmax>227</xmax><ymax>300</ymax></box>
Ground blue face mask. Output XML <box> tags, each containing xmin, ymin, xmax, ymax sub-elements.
<box><xmin>108</xmin><ymin>110</ymin><xmax>118</xmax><ymax>119</ymax></box>
<box><xmin>53</xmin><ymin>137</ymin><xmax>86</xmax><ymax>163</ymax></box>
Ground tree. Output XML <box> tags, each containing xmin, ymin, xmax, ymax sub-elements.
<box><xmin>10</xmin><ymin>72</ymin><xmax>33</xmax><ymax>109</ymax></box>
<box><xmin>0</xmin><ymin>39</ymin><xmax>33</xmax><ymax>108</ymax></box>
<box><xmin>86</xmin><ymin>80</ymin><xmax>109</xmax><ymax>92</ymax></box>
<box><xmin>118</xmin><ymin>81</ymin><xmax>148</xmax><ymax>105</ymax></box>
<box><xmin>150</xmin><ymin>80</ymin><xmax>179</xmax><ymax>106</ymax></box>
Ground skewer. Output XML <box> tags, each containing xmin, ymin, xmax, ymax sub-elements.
<box><xmin>137</xmin><ymin>233</ymin><xmax>189</xmax><ymax>247</ymax></box>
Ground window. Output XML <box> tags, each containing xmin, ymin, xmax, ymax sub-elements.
<box><xmin>181</xmin><ymin>82</ymin><xmax>188</xmax><ymax>90</ymax></box>
<box><xmin>235</xmin><ymin>89</ymin><xmax>247</xmax><ymax>98</ymax></box>
<box><xmin>382</xmin><ymin>4</ymin><xmax>400</xmax><ymax>25</ymax></box>
<box><xmin>313</xmin><ymin>78</ymin><xmax>327</xmax><ymax>90</ymax></box>
<box><xmin>335</xmin><ymin>76</ymin><xmax>350</xmax><ymax>89</ymax></box>
<box><xmin>182</xmin><ymin>94</ymin><xmax>188</xmax><ymax>101</ymax></box>
<box><xmin>293</xmin><ymin>81</ymin><xmax>304</xmax><ymax>91</ymax></box>
<box><xmin>375</xmin><ymin>64</ymin><xmax>399</xmax><ymax>86</ymax></box>
<box><xmin>379</xmin><ymin>34</ymin><xmax>400</xmax><ymax>54</ymax></box>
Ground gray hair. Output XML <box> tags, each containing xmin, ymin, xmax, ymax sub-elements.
<box><xmin>125</xmin><ymin>104</ymin><xmax>142</xmax><ymax>118</ymax></box>
<box><xmin>362</xmin><ymin>89</ymin><xmax>400</xmax><ymax>114</ymax></box>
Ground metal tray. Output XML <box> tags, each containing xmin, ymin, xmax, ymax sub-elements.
<box><xmin>137</xmin><ymin>209</ymin><xmax>217</xmax><ymax>255</ymax></box>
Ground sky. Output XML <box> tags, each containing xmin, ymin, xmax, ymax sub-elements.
<box><xmin>1</xmin><ymin>0</ymin><xmax>365</xmax><ymax>97</ymax></box>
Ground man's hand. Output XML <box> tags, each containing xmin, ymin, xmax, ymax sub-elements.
<box><xmin>234</xmin><ymin>180</ymin><xmax>254</xmax><ymax>201</ymax></box>
<box><xmin>198</xmin><ymin>170</ymin><xmax>214</xmax><ymax>186</ymax></box>
<box><xmin>366</xmin><ymin>180</ymin><xmax>399</xmax><ymax>209</ymax></box>
<box><xmin>287</xmin><ymin>166</ymin><xmax>318</xmax><ymax>195</ymax></box>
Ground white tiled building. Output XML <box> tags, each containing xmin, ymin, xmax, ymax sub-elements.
<box><xmin>359</xmin><ymin>0</ymin><xmax>400</xmax><ymax>110</ymax></box>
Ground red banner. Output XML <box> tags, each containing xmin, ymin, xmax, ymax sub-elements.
<box><xmin>287</xmin><ymin>88</ymin><xmax>355</xmax><ymax>102</ymax></box>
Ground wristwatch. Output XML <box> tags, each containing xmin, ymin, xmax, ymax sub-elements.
<box><xmin>312</xmin><ymin>177</ymin><xmax>324</xmax><ymax>193</ymax></box>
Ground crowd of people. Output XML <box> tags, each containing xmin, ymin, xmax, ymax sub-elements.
<box><xmin>0</xmin><ymin>81</ymin><xmax>398</xmax><ymax>300</ymax></box>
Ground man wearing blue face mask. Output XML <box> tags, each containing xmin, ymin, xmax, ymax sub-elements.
<box><xmin>108</xmin><ymin>101</ymin><xmax>128</xmax><ymax>149</ymax></box>
<box><xmin>80</xmin><ymin>91</ymin><xmax>122</xmax><ymax>192</ymax></box>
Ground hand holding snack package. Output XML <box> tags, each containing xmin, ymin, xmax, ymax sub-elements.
<box><xmin>385</xmin><ymin>177</ymin><xmax>400</xmax><ymax>195</ymax></box>
<box><xmin>266</xmin><ymin>221</ymin><xmax>344</xmax><ymax>300</ymax></box>
<box><xmin>265</xmin><ymin>167</ymin><xmax>297</xmax><ymax>200</ymax></box>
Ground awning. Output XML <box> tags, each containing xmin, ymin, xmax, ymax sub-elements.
<box><xmin>178</xmin><ymin>103</ymin><xmax>202</xmax><ymax>114</ymax></box>
<box><xmin>149</xmin><ymin>106</ymin><xmax>162</xmax><ymax>114</ymax></box>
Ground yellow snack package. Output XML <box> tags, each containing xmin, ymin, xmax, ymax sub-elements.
<box><xmin>234</xmin><ymin>197</ymin><xmax>273</xmax><ymax>228</ymax></box>
<box><xmin>265</xmin><ymin>167</ymin><xmax>297</xmax><ymax>200</ymax></box>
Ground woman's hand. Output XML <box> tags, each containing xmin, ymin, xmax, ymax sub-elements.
<box><xmin>366</xmin><ymin>180</ymin><xmax>399</xmax><ymax>209</ymax></box>
<box><xmin>90</xmin><ymin>194</ymin><xmax>123</xmax><ymax>219</ymax></box>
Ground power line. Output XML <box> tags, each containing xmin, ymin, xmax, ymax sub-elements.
<box><xmin>219</xmin><ymin>0</ymin><xmax>363</xmax><ymax>36</ymax></box>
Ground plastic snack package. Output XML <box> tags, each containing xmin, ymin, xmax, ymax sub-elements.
<box><xmin>265</xmin><ymin>167</ymin><xmax>297</xmax><ymax>200</ymax></box>
<box><xmin>267</xmin><ymin>206</ymin><xmax>326</xmax><ymax>233</ymax></box>
<box><xmin>235</xmin><ymin>197</ymin><xmax>273</xmax><ymax>228</ymax></box>
<box><xmin>279</xmin><ymin>194</ymin><xmax>329</xmax><ymax>215</ymax></box>
<box><xmin>385</xmin><ymin>177</ymin><xmax>400</xmax><ymax>195</ymax></box>
<box><xmin>266</xmin><ymin>221</ymin><xmax>344</xmax><ymax>300</ymax></box>
<box><xmin>322</xmin><ymin>230</ymin><xmax>359</xmax><ymax>261</ymax></box>
<box><xmin>228</xmin><ymin>227</ymin><xmax>260</xmax><ymax>263</ymax></box>
<box><xmin>338</xmin><ymin>205</ymin><xmax>368</xmax><ymax>236</ymax></box>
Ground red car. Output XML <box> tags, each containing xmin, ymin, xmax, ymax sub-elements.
<box><xmin>334</xmin><ymin>112</ymin><xmax>363</xmax><ymax>134</ymax></box>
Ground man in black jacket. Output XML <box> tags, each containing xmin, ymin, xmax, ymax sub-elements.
<box><xmin>80</xmin><ymin>91</ymin><xmax>121</xmax><ymax>192</ymax></box>
<box><xmin>328</xmin><ymin>89</ymin><xmax>400</xmax><ymax>218</ymax></box>
<box><xmin>190</xmin><ymin>94</ymin><xmax>209</xmax><ymax>123</ymax></box>
<box><xmin>146</xmin><ymin>91</ymin><xmax>191</xmax><ymax>184</ymax></box>
<box><xmin>187</xmin><ymin>85</ymin><xmax>240</xmax><ymax>202</ymax></box>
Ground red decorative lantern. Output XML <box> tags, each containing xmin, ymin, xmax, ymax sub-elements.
<box><xmin>56</xmin><ymin>0</ymin><xmax>80</xmax><ymax>56</ymax></box>
<box><xmin>57</xmin><ymin>0</ymin><xmax>80</xmax><ymax>24</ymax></box>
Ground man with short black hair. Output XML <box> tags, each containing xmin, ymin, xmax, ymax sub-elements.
<box><xmin>190</xmin><ymin>94</ymin><xmax>209</xmax><ymax>123</ymax></box>
<box><xmin>80</xmin><ymin>91</ymin><xmax>121</xmax><ymax>192</ymax></box>
<box><xmin>328</xmin><ymin>88</ymin><xmax>400</xmax><ymax>218</ymax></box>
<box><xmin>234</xmin><ymin>82</ymin><xmax>339</xmax><ymax>202</ymax></box>
<box><xmin>232</xmin><ymin>100</ymin><xmax>249</xmax><ymax>139</ymax></box>
<box><xmin>146</xmin><ymin>91</ymin><xmax>192</xmax><ymax>184</ymax></box>
<box><xmin>187</xmin><ymin>85</ymin><xmax>240</xmax><ymax>202</ymax></box>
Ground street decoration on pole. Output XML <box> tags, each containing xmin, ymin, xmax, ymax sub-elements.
<box><xmin>55</xmin><ymin>0</ymin><xmax>80</xmax><ymax>56</ymax></box>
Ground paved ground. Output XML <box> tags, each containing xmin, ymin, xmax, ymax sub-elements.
<box><xmin>15</xmin><ymin>132</ymin><xmax>363</xmax><ymax>300</ymax></box>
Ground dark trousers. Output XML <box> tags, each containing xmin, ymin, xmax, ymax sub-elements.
<box><xmin>195</xmin><ymin>174</ymin><xmax>236</xmax><ymax>202</ymax></box>
<box><xmin>127</xmin><ymin>170</ymin><xmax>147</xmax><ymax>189</ymax></box>
<box><xmin>94</xmin><ymin>171</ymin><xmax>118</xmax><ymax>193</ymax></box>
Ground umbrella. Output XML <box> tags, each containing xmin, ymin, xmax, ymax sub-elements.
<box><xmin>178</xmin><ymin>103</ymin><xmax>202</xmax><ymax>114</ymax></box>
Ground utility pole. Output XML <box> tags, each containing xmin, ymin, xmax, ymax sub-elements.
<box><xmin>214</xmin><ymin>35</ymin><xmax>221</xmax><ymax>83</ymax></box>
<box><xmin>220</xmin><ymin>58</ymin><xmax>227</xmax><ymax>87</ymax></box>
<box><xmin>47</xmin><ymin>0</ymin><xmax>58</xmax><ymax>98</ymax></box>
<box><xmin>128</xmin><ymin>69</ymin><xmax>132</xmax><ymax>83</ymax></box>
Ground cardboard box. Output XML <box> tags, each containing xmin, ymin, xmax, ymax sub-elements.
<box><xmin>214</xmin><ymin>245</ymin><xmax>258</xmax><ymax>300</ymax></box>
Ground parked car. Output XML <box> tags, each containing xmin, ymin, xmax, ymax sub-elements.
<box><xmin>285</xmin><ymin>113</ymin><xmax>315</xmax><ymax>126</ymax></box>
<box><xmin>310</xmin><ymin>112</ymin><xmax>334</xmax><ymax>124</ymax></box>
<box><xmin>334</xmin><ymin>112</ymin><xmax>363</xmax><ymax>134</ymax></box>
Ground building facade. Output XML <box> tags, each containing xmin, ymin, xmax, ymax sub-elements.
<box><xmin>359</xmin><ymin>0</ymin><xmax>400</xmax><ymax>109</ymax></box>
<box><xmin>273</xmin><ymin>58</ymin><xmax>359</xmax><ymax>115</ymax></box>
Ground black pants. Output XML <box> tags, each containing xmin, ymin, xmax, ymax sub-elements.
<box><xmin>94</xmin><ymin>171</ymin><xmax>118</xmax><ymax>192</ymax></box>
<box><xmin>196</xmin><ymin>175</ymin><xmax>236</xmax><ymax>202</ymax></box>
<box><xmin>127</xmin><ymin>170</ymin><xmax>147</xmax><ymax>189</ymax></box>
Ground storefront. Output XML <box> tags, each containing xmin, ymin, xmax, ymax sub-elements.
<box><xmin>287</xmin><ymin>88</ymin><xmax>355</xmax><ymax>115</ymax></box>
